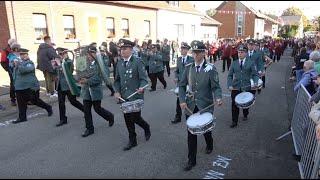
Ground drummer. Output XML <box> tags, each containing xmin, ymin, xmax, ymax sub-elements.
<box><xmin>179</xmin><ymin>40</ymin><xmax>222</xmax><ymax>171</ymax></box>
<box><xmin>114</xmin><ymin>39</ymin><xmax>151</xmax><ymax>151</ymax></box>
<box><xmin>172</xmin><ymin>42</ymin><xmax>194</xmax><ymax>124</ymax></box>
<box><xmin>227</xmin><ymin>45</ymin><xmax>259</xmax><ymax>128</ymax></box>
<box><xmin>55</xmin><ymin>47</ymin><xmax>84</xmax><ymax>127</ymax></box>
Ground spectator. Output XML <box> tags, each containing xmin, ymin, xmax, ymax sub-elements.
<box><xmin>294</xmin><ymin>60</ymin><xmax>317</xmax><ymax>95</ymax></box>
<box><xmin>310</xmin><ymin>74</ymin><xmax>320</xmax><ymax>104</ymax></box>
<box><xmin>316</xmin><ymin>124</ymin><xmax>320</xmax><ymax>141</ymax></box>
<box><xmin>1</xmin><ymin>39</ymin><xmax>17</xmax><ymax>106</ymax></box>
<box><xmin>295</xmin><ymin>47</ymin><xmax>310</xmax><ymax>83</ymax></box>
<box><xmin>310</xmin><ymin>51</ymin><xmax>320</xmax><ymax>74</ymax></box>
<box><xmin>36</xmin><ymin>36</ymin><xmax>59</xmax><ymax>97</ymax></box>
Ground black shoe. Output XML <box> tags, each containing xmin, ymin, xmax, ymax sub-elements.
<box><xmin>81</xmin><ymin>129</ymin><xmax>94</xmax><ymax>137</ymax></box>
<box><xmin>12</xmin><ymin>119</ymin><xmax>27</xmax><ymax>124</ymax></box>
<box><xmin>110</xmin><ymin>91</ymin><xmax>115</xmax><ymax>96</ymax></box>
<box><xmin>243</xmin><ymin>117</ymin><xmax>248</xmax><ymax>121</ymax></box>
<box><xmin>11</xmin><ymin>101</ymin><xmax>17</xmax><ymax>106</ymax></box>
<box><xmin>145</xmin><ymin>129</ymin><xmax>151</xmax><ymax>141</ymax></box>
<box><xmin>47</xmin><ymin>106</ymin><xmax>53</xmax><ymax>117</ymax></box>
<box><xmin>109</xmin><ymin>116</ymin><xmax>114</xmax><ymax>127</ymax></box>
<box><xmin>164</xmin><ymin>85</ymin><xmax>167</xmax><ymax>89</ymax></box>
<box><xmin>56</xmin><ymin>121</ymin><xmax>67</xmax><ymax>127</ymax></box>
<box><xmin>149</xmin><ymin>89</ymin><xmax>156</xmax><ymax>92</ymax></box>
<box><xmin>230</xmin><ymin>122</ymin><xmax>238</xmax><ymax>128</ymax></box>
<box><xmin>171</xmin><ymin>118</ymin><xmax>181</xmax><ymax>124</ymax></box>
<box><xmin>205</xmin><ymin>147</ymin><xmax>213</xmax><ymax>154</ymax></box>
<box><xmin>123</xmin><ymin>141</ymin><xmax>137</xmax><ymax>151</ymax></box>
<box><xmin>183</xmin><ymin>162</ymin><xmax>196</xmax><ymax>171</ymax></box>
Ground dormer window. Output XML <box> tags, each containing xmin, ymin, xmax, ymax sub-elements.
<box><xmin>167</xmin><ymin>1</ymin><xmax>179</xmax><ymax>7</ymax></box>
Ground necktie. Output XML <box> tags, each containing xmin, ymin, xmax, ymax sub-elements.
<box><xmin>196</xmin><ymin>65</ymin><xmax>200</xmax><ymax>73</ymax></box>
<box><xmin>124</xmin><ymin>61</ymin><xmax>128</xmax><ymax>67</ymax></box>
<box><xmin>240</xmin><ymin>60</ymin><xmax>243</xmax><ymax>70</ymax></box>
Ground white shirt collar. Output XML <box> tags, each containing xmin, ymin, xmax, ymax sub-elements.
<box><xmin>239</xmin><ymin>57</ymin><xmax>246</xmax><ymax>64</ymax></box>
<box><xmin>195</xmin><ymin>59</ymin><xmax>205</xmax><ymax>68</ymax></box>
<box><xmin>124</xmin><ymin>55</ymin><xmax>132</xmax><ymax>62</ymax></box>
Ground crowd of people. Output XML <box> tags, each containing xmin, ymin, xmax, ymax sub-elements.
<box><xmin>0</xmin><ymin>34</ymin><xmax>319</xmax><ymax>173</ymax></box>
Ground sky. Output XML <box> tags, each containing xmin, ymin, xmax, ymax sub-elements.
<box><xmin>191</xmin><ymin>1</ymin><xmax>320</xmax><ymax>20</ymax></box>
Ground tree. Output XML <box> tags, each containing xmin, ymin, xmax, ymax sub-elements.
<box><xmin>206</xmin><ymin>8</ymin><xmax>216</xmax><ymax>17</ymax></box>
<box><xmin>281</xmin><ymin>7</ymin><xmax>308</xmax><ymax>28</ymax></box>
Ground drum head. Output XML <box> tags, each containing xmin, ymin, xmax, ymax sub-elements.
<box><xmin>235</xmin><ymin>92</ymin><xmax>254</xmax><ymax>105</ymax></box>
<box><xmin>187</xmin><ymin>112</ymin><xmax>213</xmax><ymax>128</ymax></box>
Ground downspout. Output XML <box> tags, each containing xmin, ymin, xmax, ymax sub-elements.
<box><xmin>10</xmin><ymin>1</ymin><xmax>17</xmax><ymax>40</ymax></box>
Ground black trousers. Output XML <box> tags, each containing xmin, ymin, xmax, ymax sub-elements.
<box><xmin>186</xmin><ymin>106</ymin><xmax>213</xmax><ymax>164</ymax></box>
<box><xmin>149</xmin><ymin>71</ymin><xmax>167</xmax><ymax>90</ymax></box>
<box><xmin>106</xmin><ymin>84</ymin><xmax>115</xmax><ymax>94</ymax></box>
<box><xmin>231</xmin><ymin>90</ymin><xmax>256</xmax><ymax>123</ymax></box>
<box><xmin>58</xmin><ymin>89</ymin><xmax>84</xmax><ymax>122</ymax></box>
<box><xmin>175</xmin><ymin>97</ymin><xmax>182</xmax><ymax>119</ymax></box>
<box><xmin>163</xmin><ymin>61</ymin><xmax>170</xmax><ymax>76</ymax></box>
<box><xmin>16</xmin><ymin>89</ymin><xmax>51</xmax><ymax>121</ymax></box>
<box><xmin>222</xmin><ymin>57</ymin><xmax>231</xmax><ymax>71</ymax></box>
<box><xmin>8</xmin><ymin>69</ymin><xmax>16</xmax><ymax>102</ymax></box>
<box><xmin>83</xmin><ymin>100</ymin><xmax>114</xmax><ymax>131</ymax></box>
<box><xmin>123</xmin><ymin>111</ymin><xmax>150</xmax><ymax>142</ymax></box>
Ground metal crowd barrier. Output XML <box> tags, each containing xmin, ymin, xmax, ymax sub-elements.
<box><xmin>280</xmin><ymin>84</ymin><xmax>320</xmax><ymax>179</ymax></box>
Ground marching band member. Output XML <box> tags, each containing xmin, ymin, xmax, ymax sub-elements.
<box><xmin>80</xmin><ymin>45</ymin><xmax>114</xmax><ymax>137</ymax></box>
<box><xmin>99</xmin><ymin>42</ymin><xmax>115</xmax><ymax>96</ymax></box>
<box><xmin>114</xmin><ymin>39</ymin><xmax>151</xmax><ymax>151</ymax></box>
<box><xmin>55</xmin><ymin>47</ymin><xmax>84</xmax><ymax>127</ymax></box>
<box><xmin>172</xmin><ymin>42</ymin><xmax>194</xmax><ymax>124</ymax></box>
<box><xmin>259</xmin><ymin>40</ymin><xmax>273</xmax><ymax>89</ymax></box>
<box><xmin>148</xmin><ymin>44</ymin><xmax>167</xmax><ymax>92</ymax></box>
<box><xmin>179</xmin><ymin>40</ymin><xmax>222</xmax><ymax>171</ymax></box>
<box><xmin>12</xmin><ymin>48</ymin><xmax>53</xmax><ymax>124</ymax></box>
<box><xmin>161</xmin><ymin>38</ymin><xmax>171</xmax><ymax>77</ymax></box>
<box><xmin>227</xmin><ymin>45</ymin><xmax>259</xmax><ymax>128</ymax></box>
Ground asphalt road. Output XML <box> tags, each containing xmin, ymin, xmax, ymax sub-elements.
<box><xmin>0</xmin><ymin>49</ymin><xmax>299</xmax><ymax>178</ymax></box>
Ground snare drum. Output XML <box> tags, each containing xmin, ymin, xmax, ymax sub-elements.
<box><xmin>235</xmin><ymin>92</ymin><xmax>255</xmax><ymax>109</ymax></box>
<box><xmin>120</xmin><ymin>99</ymin><xmax>144</xmax><ymax>114</ymax></box>
<box><xmin>250</xmin><ymin>79</ymin><xmax>263</xmax><ymax>89</ymax></box>
<box><xmin>186</xmin><ymin>112</ymin><xmax>216</xmax><ymax>135</ymax></box>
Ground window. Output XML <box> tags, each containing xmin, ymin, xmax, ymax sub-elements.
<box><xmin>237</xmin><ymin>14</ymin><xmax>244</xmax><ymax>36</ymax></box>
<box><xmin>174</xmin><ymin>24</ymin><xmax>184</xmax><ymax>38</ymax></box>
<box><xmin>144</xmin><ymin>20</ymin><xmax>150</xmax><ymax>38</ymax></box>
<box><xmin>121</xmin><ymin>18</ymin><xmax>129</xmax><ymax>37</ymax></box>
<box><xmin>167</xmin><ymin>1</ymin><xmax>179</xmax><ymax>7</ymax></box>
<box><xmin>106</xmin><ymin>17</ymin><xmax>115</xmax><ymax>38</ymax></box>
<box><xmin>191</xmin><ymin>25</ymin><xmax>195</xmax><ymax>37</ymax></box>
<box><xmin>63</xmin><ymin>15</ymin><xmax>76</xmax><ymax>40</ymax></box>
<box><xmin>33</xmin><ymin>13</ymin><xmax>48</xmax><ymax>41</ymax></box>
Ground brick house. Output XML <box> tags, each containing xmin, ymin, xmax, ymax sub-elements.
<box><xmin>212</xmin><ymin>1</ymin><xmax>279</xmax><ymax>39</ymax></box>
<box><xmin>0</xmin><ymin>1</ymin><xmax>158</xmax><ymax>60</ymax></box>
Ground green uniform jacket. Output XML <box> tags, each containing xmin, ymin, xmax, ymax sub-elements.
<box><xmin>179</xmin><ymin>60</ymin><xmax>222</xmax><ymax>114</ymax></box>
<box><xmin>249</xmin><ymin>50</ymin><xmax>264</xmax><ymax>73</ymax></box>
<box><xmin>114</xmin><ymin>56</ymin><xmax>148</xmax><ymax>101</ymax></box>
<box><xmin>175</xmin><ymin>55</ymin><xmax>194</xmax><ymax>83</ymax></box>
<box><xmin>80</xmin><ymin>61</ymin><xmax>103</xmax><ymax>101</ymax></box>
<box><xmin>13</xmin><ymin>59</ymin><xmax>40</xmax><ymax>91</ymax></box>
<box><xmin>101</xmin><ymin>54</ymin><xmax>112</xmax><ymax>86</ymax></box>
<box><xmin>227</xmin><ymin>58</ymin><xmax>259</xmax><ymax>91</ymax></box>
<box><xmin>140</xmin><ymin>49</ymin><xmax>149</xmax><ymax>67</ymax></box>
<box><xmin>57</xmin><ymin>58</ymin><xmax>73</xmax><ymax>92</ymax></box>
<box><xmin>148</xmin><ymin>52</ymin><xmax>164</xmax><ymax>74</ymax></box>
<box><xmin>161</xmin><ymin>44</ymin><xmax>171</xmax><ymax>62</ymax></box>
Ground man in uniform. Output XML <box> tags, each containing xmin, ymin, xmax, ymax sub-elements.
<box><xmin>55</xmin><ymin>47</ymin><xmax>84</xmax><ymax>127</ymax></box>
<box><xmin>227</xmin><ymin>45</ymin><xmax>259</xmax><ymax>128</ymax></box>
<box><xmin>148</xmin><ymin>44</ymin><xmax>167</xmax><ymax>91</ymax></box>
<box><xmin>172</xmin><ymin>42</ymin><xmax>194</xmax><ymax>124</ymax></box>
<box><xmin>179</xmin><ymin>40</ymin><xmax>223</xmax><ymax>171</ymax></box>
<box><xmin>114</xmin><ymin>39</ymin><xmax>151</xmax><ymax>151</ymax></box>
<box><xmin>161</xmin><ymin>38</ymin><xmax>171</xmax><ymax>77</ymax></box>
<box><xmin>12</xmin><ymin>48</ymin><xmax>53</xmax><ymax>124</ymax></box>
<box><xmin>80</xmin><ymin>45</ymin><xmax>114</xmax><ymax>137</ymax></box>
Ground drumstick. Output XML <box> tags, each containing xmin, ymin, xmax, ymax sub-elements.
<box><xmin>126</xmin><ymin>84</ymin><xmax>149</xmax><ymax>100</ymax></box>
<box><xmin>198</xmin><ymin>103</ymin><xmax>215</xmax><ymax>114</ymax></box>
<box><xmin>118</xmin><ymin>97</ymin><xmax>126</xmax><ymax>102</ymax></box>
